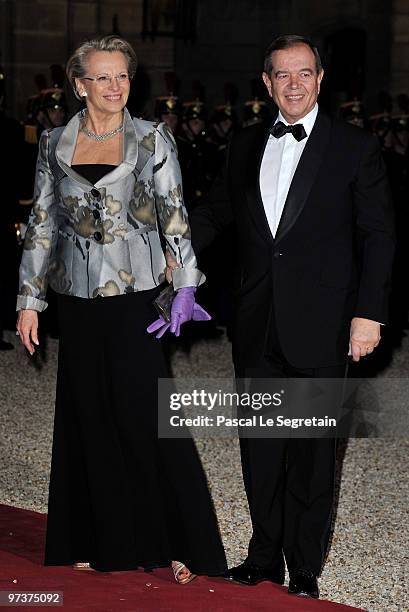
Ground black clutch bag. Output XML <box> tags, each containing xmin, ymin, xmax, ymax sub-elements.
<box><xmin>153</xmin><ymin>284</ymin><xmax>176</xmax><ymax>323</ymax></box>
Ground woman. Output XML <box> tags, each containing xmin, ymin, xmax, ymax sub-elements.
<box><xmin>16</xmin><ymin>35</ymin><xmax>226</xmax><ymax>582</ymax></box>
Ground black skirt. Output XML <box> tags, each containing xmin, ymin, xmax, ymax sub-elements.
<box><xmin>44</xmin><ymin>289</ymin><xmax>227</xmax><ymax>574</ymax></box>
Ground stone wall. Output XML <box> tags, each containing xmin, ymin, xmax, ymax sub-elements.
<box><xmin>390</xmin><ymin>0</ymin><xmax>409</xmax><ymax>99</ymax></box>
<box><xmin>0</xmin><ymin>0</ymin><xmax>174</xmax><ymax>120</ymax></box>
<box><xmin>175</xmin><ymin>1</ymin><xmax>271</xmax><ymax>113</ymax></box>
<box><xmin>175</xmin><ymin>0</ymin><xmax>396</xmax><ymax>117</ymax></box>
<box><xmin>0</xmin><ymin>0</ymin><xmax>408</xmax><ymax>120</ymax></box>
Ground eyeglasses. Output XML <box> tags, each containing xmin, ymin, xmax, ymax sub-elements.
<box><xmin>81</xmin><ymin>73</ymin><xmax>130</xmax><ymax>86</ymax></box>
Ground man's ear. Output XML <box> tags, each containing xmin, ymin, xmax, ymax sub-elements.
<box><xmin>317</xmin><ymin>69</ymin><xmax>324</xmax><ymax>94</ymax></box>
<box><xmin>262</xmin><ymin>72</ymin><xmax>273</xmax><ymax>98</ymax></box>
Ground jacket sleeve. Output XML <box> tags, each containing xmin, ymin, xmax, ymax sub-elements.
<box><xmin>353</xmin><ymin>134</ymin><xmax>395</xmax><ymax>324</ymax></box>
<box><xmin>153</xmin><ymin>122</ymin><xmax>205</xmax><ymax>290</ymax></box>
<box><xmin>16</xmin><ymin>129</ymin><xmax>58</xmax><ymax>311</ymax></box>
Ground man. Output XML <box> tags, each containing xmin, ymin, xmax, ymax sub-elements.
<box><xmin>187</xmin><ymin>35</ymin><xmax>395</xmax><ymax>598</ymax></box>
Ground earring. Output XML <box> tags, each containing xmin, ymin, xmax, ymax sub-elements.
<box><xmin>81</xmin><ymin>92</ymin><xmax>87</xmax><ymax>97</ymax></box>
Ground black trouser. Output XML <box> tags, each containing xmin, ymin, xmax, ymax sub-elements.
<box><xmin>239</xmin><ymin>316</ymin><xmax>347</xmax><ymax>576</ymax></box>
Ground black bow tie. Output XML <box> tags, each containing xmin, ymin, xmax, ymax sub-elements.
<box><xmin>270</xmin><ymin>121</ymin><xmax>307</xmax><ymax>142</ymax></box>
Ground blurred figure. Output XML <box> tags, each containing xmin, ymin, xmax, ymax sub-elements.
<box><xmin>205</xmin><ymin>99</ymin><xmax>239</xmax><ymax>334</ymax></box>
<box><xmin>339</xmin><ymin>99</ymin><xmax>367</xmax><ymax>129</ymax></box>
<box><xmin>182</xmin><ymin>99</ymin><xmax>206</xmax><ymax>138</ymax></box>
<box><xmin>210</xmin><ymin>102</ymin><xmax>238</xmax><ymax>157</ymax></box>
<box><xmin>24</xmin><ymin>87</ymin><xmax>67</xmax><ymax>146</ymax></box>
<box><xmin>24</xmin><ymin>74</ymin><xmax>48</xmax><ymax>139</ymax></box>
<box><xmin>37</xmin><ymin>88</ymin><xmax>67</xmax><ymax>130</ymax></box>
<box><xmin>242</xmin><ymin>97</ymin><xmax>270</xmax><ymax>127</ymax></box>
<box><xmin>18</xmin><ymin>88</ymin><xmax>68</xmax><ymax>337</ymax></box>
<box><xmin>175</xmin><ymin>99</ymin><xmax>224</xmax><ymax>339</ymax></box>
<box><xmin>20</xmin><ymin>88</ymin><xmax>68</xmax><ymax>207</ymax></box>
<box><xmin>391</xmin><ymin>113</ymin><xmax>409</xmax><ymax>157</ymax></box>
<box><xmin>24</xmin><ymin>96</ymin><xmax>42</xmax><ymax>148</ymax></box>
<box><xmin>154</xmin><ymin>94</ymin><xmax>182</xmax><ymax>135</ymax></box>
<box><xmin>154</xmin><ymin>72</ymin><xmax>182</xmax><ymax>135</ymax></box>
<box><xmin>369</xmin><ymin>112</ymin><xmax>393</xmax><ymax>150</ymax></box>
<box><xmin>176</xmin><ymin>99</ymin><xmax>219</xmax><ymax>210</ymax></box>
<box><xmin>210</xmin><ymin>83</ymin><xmax>239</xmax><ymax>156</ymax></box>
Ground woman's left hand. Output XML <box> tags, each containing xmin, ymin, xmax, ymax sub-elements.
<box><xmin>147</xmin><ymin>287</ymin><xmax>211</xmax><ymax>338</ymax></box>
<box><xmin>164</xmin><ymin>250</ymin><xmax>179</xmax><ymax>284</ymax></box>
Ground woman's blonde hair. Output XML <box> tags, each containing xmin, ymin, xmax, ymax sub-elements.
<box><xmin>66</xmin><ymin>35</ymin><xmax>137</xmax><ymax>100</ymax></box>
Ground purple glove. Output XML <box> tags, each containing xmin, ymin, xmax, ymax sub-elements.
<box><xmin>147</xmin><ymin>287</ymin><xmax>211</xmax><ymax>339</ymax></box>
<box><xmin>146</xmin><ymin>315</ymin><xmax>171</xmax><ymax>339</ymax></box>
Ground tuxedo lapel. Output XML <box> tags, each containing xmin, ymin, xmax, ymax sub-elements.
<box><xmin>274</xmin><ymin>111</ymin><xmax>331</xmax><ymax>246</ymax></box>
<box><xmin>244</xmin><ymin>122</ymin><xmax>275</xmax><ymax>244</ymax></box>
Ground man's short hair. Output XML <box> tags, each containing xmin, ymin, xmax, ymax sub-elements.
<box><xmin>264</xmin><ymin>35</ymin><xmax>323</xmax><ymax>75</ymax></box>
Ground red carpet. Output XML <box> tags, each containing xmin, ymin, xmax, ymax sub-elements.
<box><xmin>0</xmin><ymin>504</ymin><xmax>363</xmax><ymax>611</ymax></box>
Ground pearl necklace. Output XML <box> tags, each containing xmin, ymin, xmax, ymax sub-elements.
<box><xmin>80</xmin><ymin>110</ymin><xmax>124</xmax><ymax>142</ymax></box>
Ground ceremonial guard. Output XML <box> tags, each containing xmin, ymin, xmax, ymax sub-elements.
<box><xmin>154</xmin><ymin>94</ymin><xmax>182</xmax><ymax>135</ymax></box>
<box><xmin>19</xmin><ymin>88</ymin><xmax>68</xmax><ymax>211</ymax></box>
<box><xmin>209</xmin><ymin>84</ymin><xmax>239</xmax><ymax>157</ymax></box>
<box><xmin>210</xmin><ymin>102</ymin><xmax>238</xmax><ymax>158</ymax></box>
<box><xmin>339</xmin><ymin>99</ymin><xmax>367</xmax><ymax>129</ymax></box>
<box><xmin>242</xmin><ymin>97</ymin><xmax>271</xmax><ymax>127</ymax></box>
<box><xmin>176</xmin><ymin>99</ymin><xmax>219</xmax><ymax>211</ymax></box>
<box><xmin>18</xmin><ymin>88</ymin><xmax>68</xmax><ymax>337</ymax></box>
<box><xmin>38</xmin><ymin>88</ymin><xmax>67</xmax><ymax>130</ymax></box>
<box><xmin>369</xmin><ymin>112</ymin><xmax>393</xmax><ymax>150</ymax></box>
<box><xmin>391</xmin><ymin>113</ymin><xmax>409</xmax><ymax>157</ymax></box>
<box><xmin>172</xmin><ymin>99</ymin><xmax>224</xmax><ymax>337</ymax></box>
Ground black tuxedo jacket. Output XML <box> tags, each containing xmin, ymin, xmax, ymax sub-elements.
<box><xmin>190</xmin><ymin>111</ymin><xmax>395</xmax><ymax>370</ymax></box>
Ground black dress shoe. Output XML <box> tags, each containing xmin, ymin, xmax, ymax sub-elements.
<box><xmin>288</xmin><ymin>569</ymin><xmax>319</xmax><ymax>598</ymax></box>
<box><xmin>224</xmin><ymin>562</ymin><xmax>284</xmax><ymax>586</ymax></box>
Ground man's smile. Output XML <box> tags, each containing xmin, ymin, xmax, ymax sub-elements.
<box><xmin>285</xmin><ymin>94</ymin><xmax>304</xmax><ymax>101</ymax></box>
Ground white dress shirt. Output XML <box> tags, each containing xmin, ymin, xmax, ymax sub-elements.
<box><xmin>259</xmin><ymin>103</ymin><xmax>319</xmax><ymax>237</ymax></box>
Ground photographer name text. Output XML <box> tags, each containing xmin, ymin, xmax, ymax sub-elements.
<box><xmin>169</xmin><ymin>415</ymin><xmax>337</xmax><ymax>429</ymax></box>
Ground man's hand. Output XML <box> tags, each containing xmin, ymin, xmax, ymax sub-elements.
<box><xmin>164</xmin><ymin>250</ymin><xmax>179</xmax><ymax>283</ymax></box>
<box><xmin>349</xmin><ymin>317</ymin><xmax>381</xmax><ymax>362</ymax></box>
<box><xmin>16</xmin><ymin>309</ymin><xmax>39</xmax><ymax>355</ymax></box>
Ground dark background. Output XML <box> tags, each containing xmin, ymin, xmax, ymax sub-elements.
<box><xmin>0</xmin><ymin>0</ymin><xmax>407</xmax><ymax>121</ymax></box>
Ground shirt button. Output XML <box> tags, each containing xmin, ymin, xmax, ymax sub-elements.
<box><xmin>91</xmin><ymin>188</ymin><xmax>101</xmax><ymax>200</ymax></box>
<box><xmin>93</xmin><ymin>209</ymin><xmax>101</xmax><ymax>219</ymax></box>
<box><xmin>93</xmin><ymin>231</ymin><xmax>102</xmax><ymax>242</ymax></box>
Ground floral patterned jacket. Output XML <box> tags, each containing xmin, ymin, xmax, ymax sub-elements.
<box><xmin>16</xmin><ymin>108</ymin><xmax>204</xmax><ymax>311</ymax></box>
